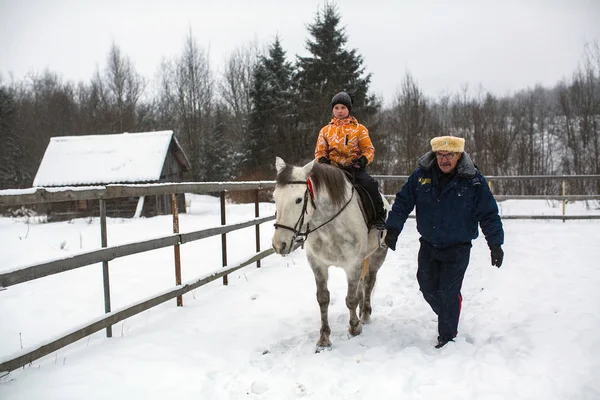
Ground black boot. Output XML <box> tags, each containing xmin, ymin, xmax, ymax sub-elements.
<box><xmin>371</xmin><ymin>208</ymin><xmax>387</xmax><ymax>231</ymax></box>
<box><xmin>435</xmin><ymin>336</ymin><xmax>455</xmax><ymax>348</ymax></box>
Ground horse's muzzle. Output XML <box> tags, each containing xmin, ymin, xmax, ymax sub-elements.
<box><xmin>272</xmin><ymin>239</ymin><xmax>290</xmax><ymax>255</ymax></box>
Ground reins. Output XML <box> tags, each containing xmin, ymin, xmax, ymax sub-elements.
<box><xmin>274</xmin><ymin>178</ymin><xmax>355</xmax><ymax>243</ymax></box>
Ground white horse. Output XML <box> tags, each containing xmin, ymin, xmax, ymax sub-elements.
<box><xmin>272</xmin><ymin>157</ymin><xmax>390</xmax><ymax>352</ymax></box>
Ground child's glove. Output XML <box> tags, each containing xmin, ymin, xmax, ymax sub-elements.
<box><xmin>352</xmin><ymin>156</ymin><xmax>368</xmax><ymax>169</ymax></box>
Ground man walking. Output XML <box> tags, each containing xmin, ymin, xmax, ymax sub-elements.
<box><xmin>385</xmin><ymin>136</ymin><xmax>504</xmax><ymax>348</ymax></box>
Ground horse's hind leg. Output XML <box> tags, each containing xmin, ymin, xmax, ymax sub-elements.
<box><xmin>309</xmin><ymin>259</ymin><xmax>332</xmax><ymax>352</ymax></box>
<box><xmin>360</xmin><ymin>248</ymin><xmax>387</xmax><ymax>324</ymax></box>
<box><xmin>359</xmin><ymin>271</ymin><xmax>376</xmax><ymax>324</ymax></box>
<box><xmin>346</xmin><ymin>266</ymin><xmax>363</xmax><ymax>337</ymax></box>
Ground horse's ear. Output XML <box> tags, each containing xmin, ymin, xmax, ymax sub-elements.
<box><xmin>275</xmin><ymin>157</ymin><xmax>286</xmax><ymax>174</ymax></box>
<box><xmin>302</xmin><ymin>160</ymin><xmax>315</xmax><ymax>176</ymax></box>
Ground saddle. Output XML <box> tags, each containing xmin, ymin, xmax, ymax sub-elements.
<box><xmin>341</xmin><ymin>170</ymin><xmax>378</xmax><ymax>228</ymax></box>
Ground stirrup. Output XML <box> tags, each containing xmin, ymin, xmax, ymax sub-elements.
<box><xmin>377</xmin><ymin>230</ymin><xmax>385</xmax><ymax>248</ymax></box>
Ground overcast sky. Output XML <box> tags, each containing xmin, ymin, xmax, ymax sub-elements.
<box><xmin>1</xmin><ymin>0</ymin><xmax>599</xmax><ymax>103</ymax></box>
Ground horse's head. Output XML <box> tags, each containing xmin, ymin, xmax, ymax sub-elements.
<box><xmin>272</xmin><ymin>157</ymin><xmax>316</xmax><ymax>255</ymax></box>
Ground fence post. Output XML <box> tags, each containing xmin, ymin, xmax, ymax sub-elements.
<box><xmin>562</xmin><ymin>180</ymin><xmax>566</xmax><ymax>223</ymax></box>
<box><xmin>221</xmin><ymin>191</ymin><xmax>228</xmax><ymax>285</ymax></box>
<box><xmin>255</xmin><ymin>189</ymin><xmax>261</xmax><ymax>268</ymax></box>
<box><xmin>171</xmin><ymin>194</ymin><xmax>183</xmax><ymax>307</ymax></box>
<box><xmin>99</xmin><ymin>199</ymin><xmax>112</xmax><ymax>338</ymax></box>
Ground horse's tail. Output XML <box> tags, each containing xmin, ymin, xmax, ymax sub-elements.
<box><xmin>361</xmin><ymin>258</ymin><xmax>370</xmax><ymax>281</ymax></box>
<box><xmin>355</xmin><ymin>257</ymin><xmax>369</xmax><ymax>300</ymax></box>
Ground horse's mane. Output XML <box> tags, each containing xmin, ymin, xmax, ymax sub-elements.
<box><xmin>276</xmin><ymin>162</ymin><xmax>349</xmax><ymax>209</ymax></box>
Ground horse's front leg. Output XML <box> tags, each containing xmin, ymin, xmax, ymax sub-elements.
<box><xmin>309</xmin><ymin>258</ymin><xmax>331</xmax><ymax>352</ymax></box>
<box><xmin>346</xmin><ymin>265</ymin><xmax>362</xmax><ymax>337</ymax></box>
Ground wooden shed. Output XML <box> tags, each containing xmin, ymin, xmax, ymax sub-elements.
<box><xmin>32</xmin><ymin>130</ymin><xmax>191</xmax><ymax>220</ymax></box>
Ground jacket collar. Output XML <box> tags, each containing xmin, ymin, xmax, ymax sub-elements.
<box><xmin>418</xmin><ymin>151</ymin><xmax>477</xmax><ymax>178</ymax></box>
<box><xmin>329</xmin><ymin>116</ymin><xmax>358</xmax><ymax>126</ymax></box>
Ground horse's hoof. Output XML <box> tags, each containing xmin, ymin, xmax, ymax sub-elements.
<box><xmin>315</xmin><ymin>345</ymin><xmax>332</xmax><ymax>353</ymax></box>
<box><xmin>349</xmin><ymin>322</ymin><xmax>362</xmax><ymax>336</ymax></box>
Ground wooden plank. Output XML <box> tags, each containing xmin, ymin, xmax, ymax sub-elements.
<box><xmin>0</xmin><ymin>247</ymin><xmax>276</xmax><ymax>374</ymax></box>
<box><xmin>180</xmin><ymin>215</ymin><xmax>275</xmax><ymax>244</ymax></box>
<box><xmin>0</xmin><ymin>216</ymin><xmax>276</xmax><ymax>288</ymax></box>
<box><xmin>99</xmin><ymin>199</ymin><xmax>112</xmax><ymax>338</ymax></box>
<box><xmin>494</xmin><ymin>195</ymin><xmax>600</xmax><ymax>201</ymax></box>
<box><xmin>0</xmin><ymin>187</ymin><xmax>107</xmax><ymax>206</ymax></box>
<box><xmin>486</xmin><ymin>175</ymin><xmax>600</xmax><ymax>181</ymax></box>
<box><xmin>499</xmin><ymin>215</ymin><xmax>600</xmax><ymax>220</ymax></box>
<box><xmin>374</xmin><ymin>175</ymin><xmax>600</xmax><ymax>181</ymax></box>
<box><xmin>0</xmin><ymin>181</ymin><xmax>276</xmax><ymax>207</ymax></box>
<box><xmin>384</xmin><ymin>195</ymin><xmax>600</xmax><ymax>201</ymax></box>
<box><xmin>105</xmin><ymin>182</ymin><xmax>276</xmax><ymax>199</ymax></box>
<box><xmin>0</xmin><ymin>235</ymin><xmax>180</xmax><ymax>288</ymax></box>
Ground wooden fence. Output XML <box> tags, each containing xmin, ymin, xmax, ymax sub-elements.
<box><xmin>376</xmin><ymin>174</ymin><xmax>600</xmax><ymax>221</ymax></box>
<box><xmin>1</xmin><ymin>175</ymin><xmax>599</xmax><ymax>373</ymax></box>
<box><xmin>0</xmin><ymin>182</ymin><xmax>278</xmax><ymax>373</ymax></box>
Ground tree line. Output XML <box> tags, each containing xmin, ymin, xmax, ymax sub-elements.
<box><xmin>1</xmin><ymin>4</ymin><xmax>599</xmax><ymax>196</ymax></box>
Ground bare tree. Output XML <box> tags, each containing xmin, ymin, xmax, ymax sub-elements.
<box><xmin>103</xmin><ymin>42</ymin><xmax>147</xmax><ymax>132</ymax></box>
<box><xmin>386</xmin><ymin>73</ymin><xmax>430</xmax><ymax>174</ymax></box>
<box><xmin>218</xmin><ymin>40</ymin><xmax>261</xmax><ymax>143</ymax></box>
<box><xmin>158</xmin><ymin>30</ymin><xmax>214</xmax><ymax>180</ymax></box>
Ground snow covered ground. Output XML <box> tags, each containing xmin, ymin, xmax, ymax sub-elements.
<box><xmin>1</xmin><ymin>196</ymin><xmax>599</xmax><ymax>399</ymax></box>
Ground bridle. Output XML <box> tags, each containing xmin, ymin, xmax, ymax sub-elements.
<box><xmin>274</xmin><ymin>178</ymin><xmax>355</xmax><ymax>244</ymax></box>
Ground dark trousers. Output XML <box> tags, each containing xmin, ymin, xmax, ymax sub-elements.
<box><xmin>417</xmin><ymin>239</ymin><xmax>471</xmax><ymax>341</ymax></box>
<box><xmin>343</xmin><ymin>167</ymin><xmax>385</xmax><ymax>215</ymax></box>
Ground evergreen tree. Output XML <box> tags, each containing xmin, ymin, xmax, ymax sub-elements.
<box><xmin>295</xmin><ymin>2</ymin><xmax>378</xmax><ymax>159</ymax></box>
<box><xmin>203</xmin><ymin>103</ymin><xmax>235</xmax><ymax>182</ymax></box>
<box><xmin>246</xmin><ymin>36</ymin><xmax>296</xmax><ymax>174</ymax></box>
<box><xmin>0</xmin><ymin>86</ymin><xmax>26</xmax><ymax>188</ymax></box>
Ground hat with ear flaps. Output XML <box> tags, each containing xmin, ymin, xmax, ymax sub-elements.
<box><xmin>430</xmin><ymin>136</ymin><xmax>465</xmax><ymax>153</ymax></box>
<box><xmin>331</xmin><ymin>91</ymin><xmax>354</xmax><ymax>111</ymax></box>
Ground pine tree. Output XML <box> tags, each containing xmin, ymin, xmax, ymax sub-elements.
<box><xmin>0</xmin><ymin>86</ymin><xmax>27</xmax><ymax>188</ymax></box>
<box><xmin>295</xmin><ymin>2</ymin><xmax>378</xmax><ymax>159</ymax></box>
<box><xmin>203</xmin><ymin>103</ymin><xmax>234</xmax><ymax>182</ymax></box>
<box><xmin>246</xmin><ymin>36</ymin><xmax>296</xmax><ymax>174</ymax></box>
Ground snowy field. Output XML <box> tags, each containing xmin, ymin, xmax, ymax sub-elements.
<box><xmin>1</xmin><ymin>196</ymin><xmax>599</xmax><ymax>399</ymax></box>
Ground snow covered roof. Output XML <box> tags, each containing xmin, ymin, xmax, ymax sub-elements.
<box><xmin>33</xmin><ymin>130</ymin><xmax>190</xmax><ymax>187</ymax></box>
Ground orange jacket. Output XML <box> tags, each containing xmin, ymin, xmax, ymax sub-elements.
<box><xmin>314</xmin><ymin>116</ymin><xmax>375</xmax><ymax>167</ymax></box>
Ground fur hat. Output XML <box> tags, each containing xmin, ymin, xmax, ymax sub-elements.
<box><xmin>331</xmin><ymin>91</ymin><xmax>353</xmax><ymax>111</ymax></box>
<box><xmin>430</xmin><ymin>136</ymin><xmax>465</xmax><ymax>153</ymax></box>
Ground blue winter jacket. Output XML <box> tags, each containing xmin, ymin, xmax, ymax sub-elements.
<box><xmin>386</xmin><ymin>151</ymin><xmax>504</xmax><ymax>249</ymax></box>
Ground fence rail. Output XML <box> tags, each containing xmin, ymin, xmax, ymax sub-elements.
<box><xmin>0</xmin><ymin>216</ymin><xmax>275</xmax><ymax>288</ymax></box>
<box><xmin>373</xmin><ymin>174</ymin><xmax>600</xmax><ymax>181</ymax></box>
<box><xmin>0</xmin><ymin>181</ymin><xmax>276</xmax><ymax>207</ymax></box>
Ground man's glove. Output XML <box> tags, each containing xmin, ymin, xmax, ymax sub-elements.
<box><xmin>352</xmin><ymin>156</ymin><xmax>368</xmax><ymax>169</ymax></box>
<box><xmin>384</xmin><ymin>229</ymin><xmax>400</xmax><ymax>251</ymax></box>
<box><xmin>317</xmin><ymin>157</ymin><xmax>331</xmax><ymax>164</ymax></box>
<box><xmin>490</xmin><ymin>246</ymin><xmax>504</xmax><ymax>268</ymax></box>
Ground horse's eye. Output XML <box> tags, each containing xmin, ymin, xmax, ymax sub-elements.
<box><xmin>295</xmin><ymin>198</ymin><xmax>302</xmax><ymax>204</ymax></box>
